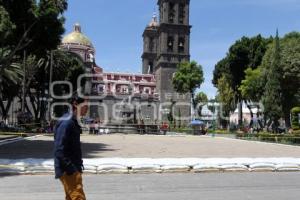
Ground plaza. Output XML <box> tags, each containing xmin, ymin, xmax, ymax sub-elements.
<box><xmin>1</xmin><ymin>134</ymin><xmax>300</xmax><ymax>159</ymax></box>
<box><xmin>0</xmin><ymin>0</ymin><xmax>300</xmax><ymax>199</ymax></box>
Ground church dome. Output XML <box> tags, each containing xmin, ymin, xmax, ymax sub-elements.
<box><xmin>62</xmin><ymin>23</ymin><xmax>94</xmax><ymax>48</ymax></box>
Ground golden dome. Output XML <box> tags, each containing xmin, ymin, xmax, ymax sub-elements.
<box><xmin>62</xmin><ymin>23</ymin><xmax>94</xmax><ymax>47</ymax></box>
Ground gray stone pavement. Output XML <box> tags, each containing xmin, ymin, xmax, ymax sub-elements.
<box><xmin>1</xmin><ymin>134</ymin><xmax>300</xmax><ymax>159</ymax></box>
<box><xmin>1</xmin><ymin>172</ymin><xmax>300</xmax><ymax>200</ymax></box>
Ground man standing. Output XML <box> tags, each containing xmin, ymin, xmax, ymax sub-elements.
<box><xmin>54</xmin><ymin>96</ymin><xmax>88</xmax><ymax>200</ymax></box>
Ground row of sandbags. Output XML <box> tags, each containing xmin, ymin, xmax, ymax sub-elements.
<box><xmin>1</xmin><ymin>158</ymin><xmax>300</xmax><ymax>174</ymax></box>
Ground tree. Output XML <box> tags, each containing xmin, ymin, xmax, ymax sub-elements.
<box><xmin>195</xmin><ymin>91</ymin><xmax>208</xmax><ymax>117</ymax></box>
<box><xmin>24</xmin><ymin>50</ymin><xmax>85</xmax><ymax>121</ymax></box>
<box><xmin>239</xmin><ymin>67</ymin><xmax>264</xmax><ymax>102</ymax></box>
<box><xmin>262</xmin><ymin>31</ymin><xmax>283</xmax><ymax>132</ymax></box>
<box><xmin>239</xmin><ymin>67</ymin><xmax>265</xmax><ymax>119</ymax></box>
<box><xmin>217</xmin><ymin>76</ymin><xmax>236</xmax><ymax>120</ymax></box>
<box><xmin>279</xmin><ymin>32</ymin><xmax>300</xmax><ymax>127</ymax></box>
<box><xmin>213</xmin><ymin>35</ymin><xmax>271</xmax><ymax>126</ymax></box>
<box><xmin>291</xmin><ymin>107</ymin><xmax>300</xmax><ymax>130</ymax></box>
<box><xmin>259</xmin><ymin>32</ymin><xmax>300</xmax><ymax>128</ymax></box>
<box><xmin>0</xmin><ymin>6</ymin><xmax>24</xmax><ymax>120</ymax></box>
<box><xmin>0</xmin><ymin>0</ymin><xmax>69</xmax><ymax>123</ymax></box>
<box><xmin>172</xmin><ymin>61</ymin><xmax>204</xmax><ymax>118</ymax></box>
<box><xmin>212</xmin><ymin>57</ymin><xmax>230</xmax><ymax>87</ymax></box>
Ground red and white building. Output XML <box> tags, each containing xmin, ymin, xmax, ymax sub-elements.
<box><xmin>61</xmin><ymin>24</ymin><xmax>160</xmax><ymax>124</ymax></box>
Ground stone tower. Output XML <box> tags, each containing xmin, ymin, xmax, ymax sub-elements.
<box><xmin>142</xmin><ymin>13</ymin><xmax>159</xmax><ymax>74</ymax></box>
<box><xmin>142</xmin><ymin>0</ymin><xmax>191</xmax><ymax>122</ymax></box>
<box><xmin>155</xmin><ymin>0</ymin><xmax>191</xmax><ymax>103</ymax></box>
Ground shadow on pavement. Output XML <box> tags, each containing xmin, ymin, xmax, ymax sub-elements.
<box><xmin>0</xmin><ymin>136</ymin><xmax>116</xmax><ymax>159</ymax></box>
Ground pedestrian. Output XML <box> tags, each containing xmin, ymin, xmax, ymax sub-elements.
<box><xmin>54</xmin><ymin>95</ymin><xmax>88</xmax><ymax>200</ymax></box>
<box><xmin>94</xmin><ymin>122</ymin><xmax>99</xmax><ymax>134</ymax></box>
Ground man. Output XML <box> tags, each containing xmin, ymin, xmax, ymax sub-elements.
<box><xmin>54</xmin><ymin>96</ymin><xmax>88</xmax><ymax>200</ymax></box>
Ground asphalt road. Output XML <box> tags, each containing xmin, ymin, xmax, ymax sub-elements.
<box><xmin>1</xmin><ymin>172</ymin><xmax>299</xmax><ymax>200</ymax></box>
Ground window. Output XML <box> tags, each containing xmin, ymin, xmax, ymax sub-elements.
<box><xmin>122</xmin><ymin>87</ymin><xmax>128</xmax><ymax>94</ymax></box>
<box><xmin>148</xmin><ymin>61</ymin><xmax>153</xmax><ymax>74</ymax></box>
<box><xmin>179</xmin><ymin>4</ymin><xmax>185</xmax><ymax>24</ymax></box>
<box><xmin>149</xmin><ymin>37</ymin><xmax>154</xmax><ymax>52</ymax></box>
<box><xmin>178</xmin><ymin>37</ymin><xmax>185</xmax><ymax>53</ymax></box>
<box><xmin>119</xmin><ymin>85</ymin><xmax>129</xmax><ymax>94</ymax></box>
<box><xmin>98</xmin><ymin>84</ymin><xmax>105</xmax><ymax>93</ymax></box>
<box><xmin>167</xmin><ymin>36</ymin><xmax>174</xmax><ymax>52</ymax></box>
<box><xmin>168</xmin><ymin>3</ymin><xmax>175</xmax><ymax>23</ymax></box>
<box><xmin>143</xmin><ymin>87</ymin><xmax>151</xmax><ymax>94</ymax></box>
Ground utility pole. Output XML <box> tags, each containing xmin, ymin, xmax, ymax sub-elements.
<box><xmin>48</xmin><ymin>50</ymin><xmax>53</xmax><ymax>121</ymax></box>
<box><xmin>21</xmin><ymin>50</ymin><xmax>26</xmax><ymax>113</ymax></box>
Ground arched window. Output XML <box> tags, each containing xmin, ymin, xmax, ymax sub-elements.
<box><xmin>167</xmin><ymin>36</ymin><xmax>174</xmax><ymax>52</ymax></box>
<box><xmin>178</xmin><ymin>37</ymin><xmax>185</xmax><ymax>53</ymax></box>
<box><xmin>149</xmin><ymin>37</ymin><xmax>154</xmax><ymax>52</ymax></box>
<box><xmin>168</xmin><ymin>2</ymin><xmax>175</xmax><ymax>23</ymax></box>
<box><xmin>148</xmin><ymin>61</ymin><xmax>153</xmax><ymax>74</ymax></box>
<box><xmin>179</xmin><ymin>4</ymin><xmax>185</xmax><ymax>24</ymax></box>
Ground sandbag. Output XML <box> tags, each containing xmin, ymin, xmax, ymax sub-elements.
<box><xmin>193</xmin><ymin>164</ymin><xmax>221</xmax><ymax>173</ymax></box>
<box><xmin>97</xmin><ymin>164</ymin><xmax>128</xmax><ymax>174</ymax></box>
<box><xmin>249</xmin><ymin>163</ymin><xmax>276</xmax><ymax>172</ymax></box>
<box><xmin>161</xmin><ymin>165</ymin><xmax>190</xmax><ymax>173</ymax></box>
<box><xmin>130</xmin><ymin>164</ymin><xmax>161</xmax><ymax>173</ymax></box>
<box><xmin>220</xmin><ymin>164</ymin><xmax>249</xmax><ymax>172</ymax></box>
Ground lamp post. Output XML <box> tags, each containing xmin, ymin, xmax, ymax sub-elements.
<box><xmin>21</xmin><ymin>50</ymin><xmax>26</xmax><ymax>113</ymax></box>
<box><xmin>212</xmin><ymin>102</ymin><xmax>219</xmax><ymax>137</ymax></box>
<box><xmin>48</xmin><ymin>50</ymin><xmax>53</xmax><ymax>122</ymax></box>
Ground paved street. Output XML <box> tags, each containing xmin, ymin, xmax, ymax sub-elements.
<box><xmin>0</xmin><ymin>172</ymin><xmax>299</xmax><ymax>200</ymax></box>
<box><xmin>1</xmin><ymin>134</ymin><xmax>300</xmax><ymax>159</ymax></box>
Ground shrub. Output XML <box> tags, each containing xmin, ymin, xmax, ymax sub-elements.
<box><xmin>291</xmin><ymin>107</ymin><xmax>300</xmax><ymax>130</ymax></box>
<box><xmin>292</xmin><ymin>130</ymin><xmax>300</xmax><ymax>135</ymax></box>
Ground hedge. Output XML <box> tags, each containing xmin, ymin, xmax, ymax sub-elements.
<box><xmin>291</xmin><ymin>107</ymin><xmax>300</xmax><ymax>130</ymax></box>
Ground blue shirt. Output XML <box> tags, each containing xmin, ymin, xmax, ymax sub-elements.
<box><xmin>53</xmin><ymin>113</ymin><xmax>83</xmax><ymax>178</ymax></box>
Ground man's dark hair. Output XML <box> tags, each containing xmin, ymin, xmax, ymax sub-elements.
<box><xmin>69</xmin><ymin>90</ymin><xmax>85</xmax><ymax>105</ymax></box>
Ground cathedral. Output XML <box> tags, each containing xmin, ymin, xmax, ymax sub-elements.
<box><xmin>60</xmin><ymin>0</ymin><xmax>191</xmax><ymax>125</ymax></box>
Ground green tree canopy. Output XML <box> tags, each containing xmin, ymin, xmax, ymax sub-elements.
<box><xmin>213</xmin><ymin>35</ymin><xmax>272</xmax><ymax>126</ymax></box>
<box><xmin>195</xmin><ymin>91</ymin><xmax>208</xmax><ymax>117</ymax></box>
<box><xmin>262</xmin><ymin>31</ymin><xmax>283</xmax><ymax>130</ymax></box>
<box><xmin>239</xmin><ymin>67</ymin><xmax>264</xmax><ymax>102</ymax></box>
<box><xmin>0</xmin><ymin>0</ymin><xmax>70</xmax><ymax>122</ymax></box>
<box><xmin>260</xmin><ymin>31</ymin><xmax>300</xmax><ymax>127</ymax></box>
<box><xmin>173</xmin><ymin>61</ymin><xmax>204</xmax><ymax>94</ymax></box>
<box><xmin>172</xmin><ymin>61</ymin><xmax>204</xmax><ymax>111</ymax></box>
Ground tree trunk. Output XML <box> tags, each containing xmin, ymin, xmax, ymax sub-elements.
<box><xmin>0</xmin><ymin>99</ymin><xmax>6</xmax><ymax>120</ymax></box>
<box><xmin>284</xmin><ymin>110</ymin><xmax>291</xmax><ymax>129</ymax></box>
<box><xmin>191</xmin><ymin>92</ymin><xmax>195</xmax><ymax>120</ymax></box>
<box><xmin>238</xmin><ymin>101</ymin><xmax>243</xmax><ymax>127</ymax></box>
<box><xmin>246</xmin><ymin>103</ymin><xmax>254</xmax><ymax>118</ymax></box>
<box><xmin>0</xmin><ymin>98</ymin><xmax>12</xmax><ymax>121</ymax></box>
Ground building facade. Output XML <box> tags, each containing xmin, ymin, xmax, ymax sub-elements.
<box><xmin>60</xmin><ymin>0</ymin><xmax>192</xmax><ymax>125</ymax></box>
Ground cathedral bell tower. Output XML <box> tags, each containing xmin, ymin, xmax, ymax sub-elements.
<box><xmin>142</xmin><ymin>13</ymin><xmax>159</xmax><ymax>74</ymax></box>
<box><xmin>156</xmin><ymin>0</ymin><xmax>191</xmax><ymax>122</ymax></box>
<box><xmin>156</xmin><ymin>0</ymin><xmax>191</xmax><ymax>100</ymax></box>
<box><xmin>142</xmin><ymin>0</ymin><xmax>191</xmax><ymax>122</ymax></box>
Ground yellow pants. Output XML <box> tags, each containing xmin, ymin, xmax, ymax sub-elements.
<box><xmin>60</xmin><ymin>172</ymin><xmax>86</xmax><ymax>200</ymax></box>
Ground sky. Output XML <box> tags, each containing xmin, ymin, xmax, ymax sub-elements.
<box><xmin>63</xmin><ymin>0</ymin><xmax>300</xmax><ymax>98</ymax></box>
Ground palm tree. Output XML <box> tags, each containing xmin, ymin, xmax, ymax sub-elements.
<box><xmin>0</xmin><ymin>49</ymin><xmax>23</xmax><ymax>120</ymax></box>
